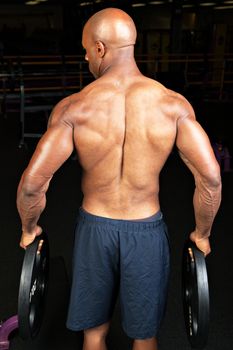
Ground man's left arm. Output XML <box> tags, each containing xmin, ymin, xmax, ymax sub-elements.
<box><xmin>17</xmin><ymin>102</ymin><xmax>74</xmax><ymax>248</ymax></box>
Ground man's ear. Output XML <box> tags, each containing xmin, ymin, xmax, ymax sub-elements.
<box><xmin>95</xmin><ymin>41</ymin><xmax>106</xmax><ymax>58</ymax></box>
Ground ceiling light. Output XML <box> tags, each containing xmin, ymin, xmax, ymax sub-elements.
<box><xmin>215</xmin><ymin>4</ymin><xmax>233</xmax><ymax>8</ymax></box>
<box><xmin>80</xmin><ymin>2</ymin><xmax>93</xmax><ymax>6</ymax></box>
<box><xmin>132</xmin><ymin>3</ymin><xmax>146</xmax><ymax>7</ymax></box>
<box><xmin>25</xmin><ymin>0</ymin><xmax>48</xmax><ymax>3</ymax></box>
<box><xmin>149</xmin><ymin>1</ymin><xmax>164</xmax><ymax>4</ymax></box>
<box><xmin>200</xmin><ymin>2</ymin><xmax>215</xmax><ymax>6</ymax></box>
<box><xmin>25</xmin><ymin>0</ymin><xmax>40</xmax><ymax>4</ymax></box>
<box><xmin>224</xmin><ymin>0</ymin><xmax>233</xmax><ymax>3</ymax></box>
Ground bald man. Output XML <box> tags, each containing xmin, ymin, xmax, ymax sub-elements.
<box><xmin>17</xmin><ymin>8</ymin><xmax>221</xmax><ymax>350</ymax></box>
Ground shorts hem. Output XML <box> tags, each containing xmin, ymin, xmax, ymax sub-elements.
<box><xmin>66</xmin><ymin>319</ymin><xmax>110</xmax><ymax>332</ymax></box>
<box><xmin>123</xmin><ymin>325</ymin><xmax>158</xmax><ymax>340</ymax></box>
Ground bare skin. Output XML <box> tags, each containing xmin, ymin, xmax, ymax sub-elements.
<box><xmin>16</xmin><ymin>8</ymin><xmax>222</xmax><ymax>350</ymax></box>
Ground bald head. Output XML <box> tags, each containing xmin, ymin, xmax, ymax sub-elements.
<box><xmin>83</xmin><ymin>8</ymin><xmax>137</xmax><ymax>49</ymax></box>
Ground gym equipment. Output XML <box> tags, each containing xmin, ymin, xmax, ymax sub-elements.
<box><xmin>0</xmin><ymin>316</ymin><xmax>18</xmax><ymax>350</ymax></box>
<box><xmin>18</xmin><ymin>232</ymin><xmax>49</xmax><ymax>339</ymax></box>
<box><xmin>182</xmin><ymin>240</ymin><xmax>209</xmax><ymax>349</ymax></box>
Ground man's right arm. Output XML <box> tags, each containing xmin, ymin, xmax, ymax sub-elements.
<box><xmin>175</xmin><ymin>101</ymin><xmax>222</xmax><ymax>256</ymax></box>
<box><xmin>17</xmin><ymin>97</ymin><xmax>74</xmax><ymax>248</ymax></box>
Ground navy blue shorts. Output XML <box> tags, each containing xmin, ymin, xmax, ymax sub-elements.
<box><xmin>66</xmin><ymin>208</ymin><xmax>170</xmax><ymax>339</ymax></box>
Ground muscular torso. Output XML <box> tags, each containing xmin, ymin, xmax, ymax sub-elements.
<box><xmin>67</xmin><ymin>73</ymin><xmax>180</xmax><ymax>219</ymax></box>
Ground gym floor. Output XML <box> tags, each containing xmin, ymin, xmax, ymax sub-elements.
<box><xmin>0</xmin><ymin>99</ymin><xmax>233</xmax><ymax>350</ymax></box>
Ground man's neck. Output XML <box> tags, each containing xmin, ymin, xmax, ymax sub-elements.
<box><xmin>99</xmin><ymin>55</ymin><xmax>140</xmax><ymax>78</ymax></box>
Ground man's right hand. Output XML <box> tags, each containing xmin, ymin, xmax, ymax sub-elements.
<box><xmin>189</xmin><ymin>231</ymin><xmax>211</xmax><ymax>257</ymax></box>
<box><xmin>20</xmin><ymin>225</ymin><xmax>43</xmax><ymax>249</ymax></box>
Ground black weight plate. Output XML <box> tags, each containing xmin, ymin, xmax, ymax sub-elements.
<box><xmin>18</xmin><ymin>232</ymin><xmax>49</xmax><ymax>339</ymax></box>
<box><xmin>182</xmin><ymin>240</ymin><xmax>209</xmax><ymax>349</ymax></box>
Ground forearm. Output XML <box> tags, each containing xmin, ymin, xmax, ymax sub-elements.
<box><xmin>16</xmin><ymin>173</ymin><xmax>50</xmax><ymax>233</ymax></box>
<box><xmin>193</xmin><ymin>177</ymin><xmax>221</xmax><ymax>239</ymax></box>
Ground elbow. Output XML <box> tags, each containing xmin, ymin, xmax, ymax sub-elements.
<box><xmin>17</xmin><ymin>182</ymin><xmax>40</xmax><ymax>210</ymax></box>
<box><xmin>18</xmin><ymin>187</ymin><xmax>37</xmax><ymax>199</ymax></box>
<box><xmin>17</xmin><ymin>173</ymin><xmax>49</xmax><ymax>199</ymax></box>
<box><xmin>213</xmin><ymin>174</ymin><xmax>222</xmax><ymax>190</ymax></box>
<box><xmin>209</xmin><ymin>163</ymin><xmax>222</xmax><ymax>188</ymax></box>
<box><xmin>16</xmin><ymin>178</ymin><xmax>47</xmax><ymax>212</ymax></box>
<box><xmin>203</xmin><ymin>163</ymin><xmax>222</xmax><ymax>192</ymax></box>
<box><xmin>209</xmin><ymin>175</ymin><xmax>222</xmax><ymax>202</ymax></box>
<box><xmin>18</xmin><ymin>178</ymin><xmax>38</xmax><ymax>197</ymax></box>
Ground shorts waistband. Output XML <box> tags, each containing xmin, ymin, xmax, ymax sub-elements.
<box><xmin>78</xmin><ymin>207</ymin><xmax>164</xmax><ymax>231</ymax></box>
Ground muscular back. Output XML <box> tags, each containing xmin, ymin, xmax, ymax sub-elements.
<box><xmin>68</xmin><ymin>74</ymin><xmax>180</xmax><ymax>218</ymax></box>
<box><xmin>21</xmin><ymin>67</ymin><xmax>217</xmax><ymax>221</ymax></box>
